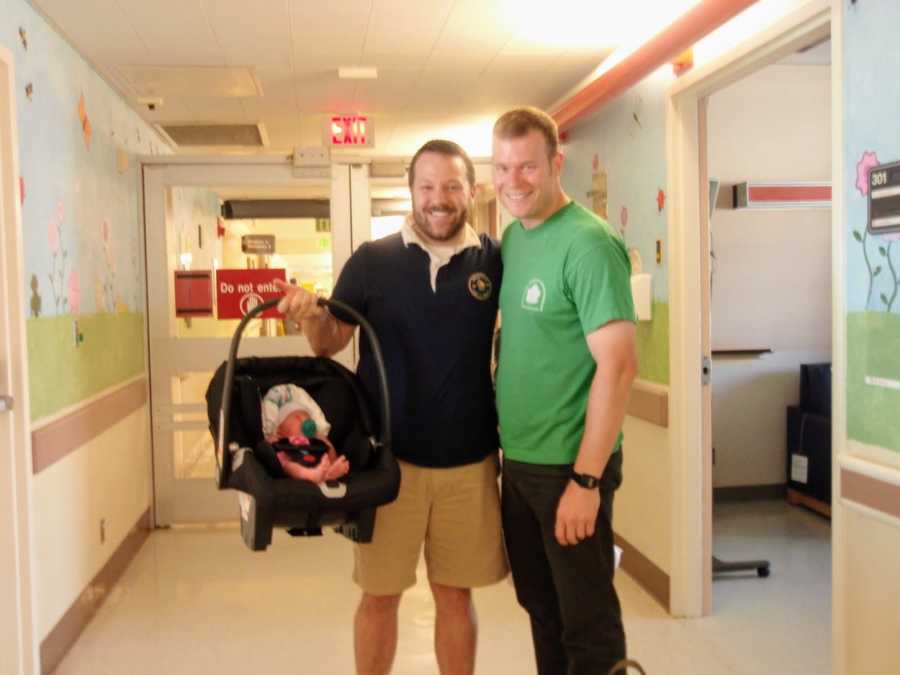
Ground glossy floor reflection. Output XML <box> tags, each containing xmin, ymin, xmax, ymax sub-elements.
<box><xmin>54</xmin><ymin>499</ymin><xmax>830</xmax><ymax>675</ymax></box>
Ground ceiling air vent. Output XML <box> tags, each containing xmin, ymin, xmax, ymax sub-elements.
<box><xmin>159</xmin><ymin>123</ymin><xmax>267</xmax><ymax>148</ymax></box>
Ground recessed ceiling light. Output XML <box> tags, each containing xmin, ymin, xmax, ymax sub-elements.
<box><xmin>338</xmin><ymin>66</ymin><xmax>378</xmax><ymax>80</ymax></box>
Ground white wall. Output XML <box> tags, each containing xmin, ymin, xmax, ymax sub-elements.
<box><xmin>708</xmin><ymin>64</ymin><xmax>831</xmax><ymax>487</ymax></box>
<box><xmin>841</xmin><ymin>506</ymin><xmax>900</xmax><ymax>674</ymax></box>
<box><xmin>617</xmin><ymin>417</ymin><xmax>671</xmax><ymax>573</ymax></box>
<box><xmin>33</xmin><ymin>405</ymin><xmax>151</xmax><ymax>637</ymax></box>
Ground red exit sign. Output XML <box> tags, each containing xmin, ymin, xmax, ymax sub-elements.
<box><xmin>330</xmin><ymin>115</ymin><xmax>373</xmax><ymax>147</ymax></box>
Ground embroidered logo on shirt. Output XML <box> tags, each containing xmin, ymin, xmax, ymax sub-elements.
<box><xmin>522</xmin><ymin>279</ymin><xmax>546</xmax><ymax>311</ymax></box>
<box><xmin>468</xmin><ymin>272</ymin><xmax>492</xmax><ymax>301</ymax></box>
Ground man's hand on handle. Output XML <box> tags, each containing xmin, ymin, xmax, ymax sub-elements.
<box><xmin>274</xmin><ymin>278</ymin><xmax>325</xmax><ymax>323</ymax></box>
<box><xmin>273</xmin><ymin>279</ymin><xmax>355</xmax><ymax>357</ymax></box>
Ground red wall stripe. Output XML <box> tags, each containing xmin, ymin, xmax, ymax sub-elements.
<box><xmin>748</xmin><ymin>185</ymin><xmax>832</xmax><ymax>202</ymax></box>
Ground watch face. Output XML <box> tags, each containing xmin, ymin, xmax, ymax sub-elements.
<box><xmin>572</xmin><ymin>472</ymin><xmax>599</xmax><ymax>488</ymax></box>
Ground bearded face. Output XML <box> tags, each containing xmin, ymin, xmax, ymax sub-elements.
<box><xmin>409</xmin><ymin>152</ymin><xmax>474</xmax><ymax>243</ymax></box>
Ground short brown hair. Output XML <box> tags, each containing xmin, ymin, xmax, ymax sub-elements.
<box><xmin>492</xmin><ymin>107</ymin><xmax>559</xmax><ymax>160</ymax></box>
<box><xmin>408</xmin><ymin>139</ymin><xmax>476</xmax><ymax>190</ymax></box>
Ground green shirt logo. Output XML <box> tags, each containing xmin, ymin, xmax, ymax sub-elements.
<box><xmin>522</xmin><ymin>279</ymin><xmax>546</xmax><ymax>311</ymax></box>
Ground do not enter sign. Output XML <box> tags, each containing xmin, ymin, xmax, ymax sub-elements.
<box><xmin>216</xmin><ymin>268</ymin><xmax>286</xmax><ymax>319</ymax></box>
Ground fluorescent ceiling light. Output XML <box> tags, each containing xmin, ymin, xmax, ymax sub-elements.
<box><xmin>338</xmin><ymin>67</ymin><xmax>378</xmax><ymax>80</ymax></box>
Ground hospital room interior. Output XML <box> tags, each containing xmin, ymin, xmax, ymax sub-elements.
<box><xmin>2</xmin><ymin>1</ymin><xmax>899</xmax><ymax>675</ymax></box>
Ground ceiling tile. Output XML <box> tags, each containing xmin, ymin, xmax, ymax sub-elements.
<box><xmin>180</xmin><ymin>97</ymin><xmax>249</xmax><ymax>122</ymax></box>
<box><xmin>360</xmin><ymin>0</ymin><xmax>454</xmax><ymax>67</ymax></box>
<box><xmin>115</xmin><ymin>0</ymin><xmax>224</xmax><ymax>66</ymax></box>
<box><xmin>204</xmin><ymin>0</ymin><xmax>293</xmax><ymax>69</ymax></box>
<box><xmin>253</xmin><ymin>66</ymin><xmax>297</xmax><ymax>99</ymax></box>
<box><xmin>140</xmin><ymin>99</ymin><xmax>194</xmax><ymax>124</ymax></box>
<box><xmin>289</xmin><ymin>0</ymin><xmax>371</xmax><ymax>70</ymax></box>
<box><xmin>33</xmin><ymin>0</ymin><xmax>149</xmax><ymax>63</ymax></box>
<box><xmin>116</xmin><ymin>65</ymin><xmax>260</xmax><ymax>98</ymax></box>
<box><xmin>292</xmin><ymin>78</ymin><xmax>359</xmax><ymax>114</ymax></box>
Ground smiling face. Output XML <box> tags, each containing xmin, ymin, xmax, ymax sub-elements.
<box><xmin>409</xmin><ymin>151</ymin><xmax>474</xmax><ymax>244</ymax></box>
<box><xmin>492</xmin><ymin>128</ymin><xmax>566</xmax><ymax>230</ymax></box>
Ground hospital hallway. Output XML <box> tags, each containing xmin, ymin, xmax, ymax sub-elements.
<box><xmin>52</xmin><ymin>499</ymin><xmax>830</xmax><ymax>675</ymax></box>
<box><xmin>5</xmin><ymin>1</ymin><xmax>900</xmax><ymax>674</ymax></box>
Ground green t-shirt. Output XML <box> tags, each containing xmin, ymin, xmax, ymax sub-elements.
<box><xmin>497</xmin><ymin>201</ymin><xmax>635</xmax><ymax>465</ymax></box>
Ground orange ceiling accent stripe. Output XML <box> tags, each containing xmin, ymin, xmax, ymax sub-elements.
<box><xmin>552</xmin><ymin>0</ymin><xmax>759</xmax><ymax>131</ymax></box>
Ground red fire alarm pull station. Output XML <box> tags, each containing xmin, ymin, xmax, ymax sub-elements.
<box><xmin>174</xmin><ymin>270</ymin><xmax>214</xmax><ymax>318</ymax></box>
<box><xmin>330</xmin><ymin>115</ymin><xmax>373</xmax><ymax>147</ymax></box>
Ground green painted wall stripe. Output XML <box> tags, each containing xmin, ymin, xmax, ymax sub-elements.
<box><xmin>847</xmin><ymin>312</ymin><xmax>900</xmax><ymax>453</ymax></box>
<box><xmin>27</xmin><ymin>312</ymin><xmax>146</xmax><ymax>422</ymax></box>
<box><xmin>635</xmin><ymin>301</ymin><xmax>669</xmax><ymax>385</ymax></box>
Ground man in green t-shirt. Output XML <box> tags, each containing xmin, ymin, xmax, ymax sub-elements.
<box><xmin>492</xmin><ymin>107</ymin><xmax>638</xmax><ymax>675</ymax></box>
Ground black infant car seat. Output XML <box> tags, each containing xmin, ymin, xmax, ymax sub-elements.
<box><xmin>205</xmin><ymin>297</ymin><xmax>400</xmax><ymax>551</ymax></box>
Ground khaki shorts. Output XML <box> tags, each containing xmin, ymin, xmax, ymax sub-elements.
<box><xmin>353</xmin><ymin>454</ymin><xmax>509</xmax><ymax>595</ymax></box>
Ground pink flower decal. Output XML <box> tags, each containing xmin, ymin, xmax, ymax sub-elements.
<box><xmin>856</xmin><ymin>150</ymin><xmax>879</xmax><ymax>196</ymax></box>
<box><xmin>620</xmin><ymin>206</ymin><xmax>629</xmax><ymax>228</ymax></box>
<box><xmin>19</xmin><ymin>176</ymin><xmax>25</xmax><ymax>205</ymax></box>
<box><xmin>67</xmin><ymin>270</ymin><xmax>80</xmax><ymax>314</ymax></box>
<box><xmin>100</xmin><ymin>218</ymin><xmax>110</xmax><ymax>243</ymax></box>
<box><xmin>56</xmin><ymin>199</ymin><xmax>64</xmax><ymax>224</ymax></box>
<box><xmin>48</xmin><ymin>219</ymin><xmax>60</xmax><ymax>253</ymax></box>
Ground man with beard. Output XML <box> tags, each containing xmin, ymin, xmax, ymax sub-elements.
<box><xmin>276</xmin><ymin>139</ymin><xmax>506</xmax><ymax>675</ymax></box>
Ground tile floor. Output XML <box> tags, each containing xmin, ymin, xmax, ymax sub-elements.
<box><xmin>53</xmin><ymin>499</ymin><xmax>831</xmax><ymax>675</ymax></box>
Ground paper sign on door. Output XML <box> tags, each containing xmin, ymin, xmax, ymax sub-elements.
<box><xmin>790</xmin><ymin>454</ymin><xmax>809</xmax><ymax>484</ymax></box>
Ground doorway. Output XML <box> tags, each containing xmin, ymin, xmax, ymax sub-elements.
<box><xmin>703</xmin><ymin>40</ymin><xmax>833</xmax><ymax>672</ymax></box>
<box><xmin>143</xmin><ymin>159</ymin><xmax>366</xmax><ymax>525</ymax></box>
<box><xmin>665</xmin><ymin>2</ymin><xmax>832</xmax><ymax>617</ymax></box>
<box><xmin>143</xmin><ymin>158</ymin><xmax>499</xmax><ymax>526</ymax></box>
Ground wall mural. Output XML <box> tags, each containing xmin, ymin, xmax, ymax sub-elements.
<box><xmin>852</xmin><ymin>150</ymin><xmax>900</xmax><ymax>312</ymax></box>
<box><xmin>844</xmin><ymin>0</ymin><xmax>900</xmax><ymax>454</ymax></box>
<box><xmin>561</xmin><ymin>80</ymin><xmax>672</xmax><ymax>384</ymax></box>
<box><xmin>2</xmin><ymin>0</ymin><xmax>170</xmax><ymax>420</ymax></box>
<box><xmin>4</xmin><ymin>0</ymin><xmax>166</xmax><ymax>320</ymax></box>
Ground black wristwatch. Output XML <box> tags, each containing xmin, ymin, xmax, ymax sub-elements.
<box><xmin>570</xmin><ymin>470</ymin><xmax>601</xmax><ymax>489</ymax></box>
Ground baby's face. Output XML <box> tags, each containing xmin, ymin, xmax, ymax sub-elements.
<box><xmin>277</xmin><ymin>410</ymin><xmax>310</xmax><ymax>438</ymax></box>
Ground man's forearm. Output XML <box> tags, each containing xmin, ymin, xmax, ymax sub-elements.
<box><xmin>300</xmin><ymin>312</ymin><xmax>351</xmax><ymax>357</ymax></box>
<box><xmin>573</xmin><ymin>363</ymin><xmax>636</xmax><ymax>477</ymax></box>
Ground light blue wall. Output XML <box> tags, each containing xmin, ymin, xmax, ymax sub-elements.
<box><xmin>2</xmin><ymin>0</ymin><xmax>167</xmax><ymax>319</ymax></box>
<box><xmin>2</xmin><ymin>0</ymin><xmax>169</xmax><ymax>418</ymax></box>
<box><xmin>561</xmin><ymin>72</ymin><xmax>673</xmax><ymax>384</ymax></box>
<box><xmin>843</xmin><ymin>0</ymin><xmax>900</xmax><ymax>453</ymax></box>
<box><xmin>561</xmin><ymin>74</ymin><xmax>670</xmax><ymax>300</ymax></box>
<box><xmin>844</xmin><ymin>0</ymin><xmax>900</xmax><ymax>314</ymax></box>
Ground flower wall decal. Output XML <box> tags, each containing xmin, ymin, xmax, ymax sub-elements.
<box><xmin>47</xmin><ymin>200</ymin><xmax>69</xmax><ymax>313</ymax></box>
<box><xmin>856</xmin><ymin>150</ymin><xmax>879</xmax><ymax>196</ymax></box>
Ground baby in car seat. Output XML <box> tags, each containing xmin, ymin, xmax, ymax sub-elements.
<box><xmin>261</xmin><ymin>383</ymin><xmax>350</xmax><ymax>483</ymax></box>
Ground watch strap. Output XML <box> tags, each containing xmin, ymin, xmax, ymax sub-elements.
<box><xmin>570</xmin><ymin>469</ymin><xmax>601</xmax><ymax>489</ymax></box>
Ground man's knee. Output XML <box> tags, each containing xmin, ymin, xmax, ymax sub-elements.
<box><xmin>429</xmin><ymin>582</ymin><xmax>472</xmax><ymax>615</ymax></box>
<box><xmin>357</xmin><ymin>592</ymin><xmax>402</xmax><ymax>619</ymax></box>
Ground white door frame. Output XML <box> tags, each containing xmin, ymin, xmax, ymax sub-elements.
<box><xmin>0</xmin><ymin>46</ymin><xmax>39</xmax><ymax>675</ymax></box>
<box><xmin>143</xmin><ymin>158</ymin><xmax>366</xmax><ymax>524</ymax></box>
<box><xmin>664</xmin><ymin>0</ymin><xmax>832</xmax><ymax>618</ymax></box>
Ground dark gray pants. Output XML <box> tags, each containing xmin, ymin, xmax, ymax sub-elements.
<box><xmin>501</xmin><ymin>452</ymin><xmax>625</xmax><ymax>675</ymax></box>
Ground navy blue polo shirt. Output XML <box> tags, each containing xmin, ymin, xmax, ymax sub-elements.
<box><xmin>331</xmin><ymin>232</ymin><xmax>501</xmax><ymax>468</ymax></box>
